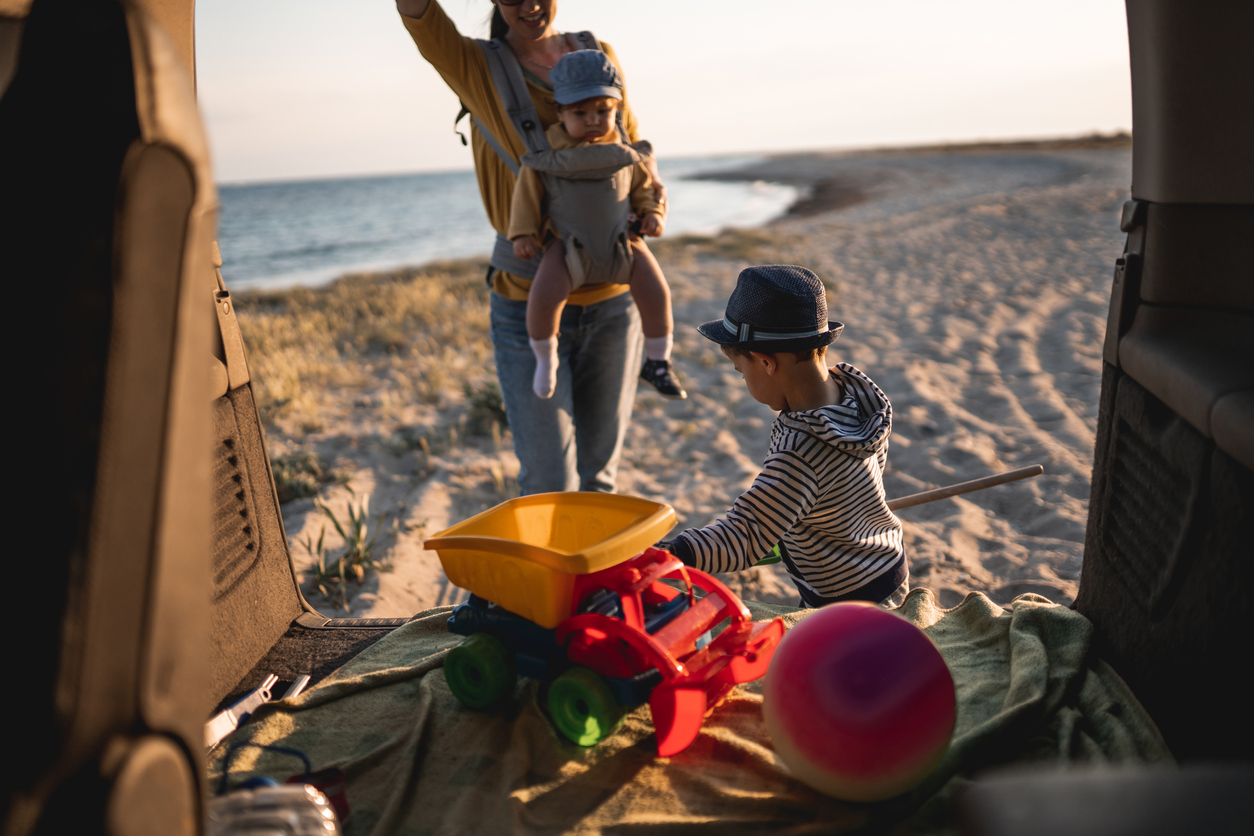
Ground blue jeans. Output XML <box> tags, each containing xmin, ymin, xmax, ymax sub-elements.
<box><xmin>490</xmin><ymin>290</ymin><xmax>643</xmax><ymax>494</ymax></box>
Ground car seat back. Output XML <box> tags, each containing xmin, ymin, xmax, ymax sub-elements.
<box><xmin>3</xmin><ymin>0</ymin><xmax>214</xmax><ymax>832</ymax></box>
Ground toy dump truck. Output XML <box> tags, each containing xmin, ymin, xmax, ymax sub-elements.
<box><xmin>424</xmin><ymin>492</ymin><xmax>785</xmax><ymax>756</ymax></box>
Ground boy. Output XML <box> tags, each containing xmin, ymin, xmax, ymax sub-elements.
<box><xmin>508</xmin><ymin>50</ymin><xmax>685</xmax><ymax>401</ymax></box>
<box><xmin>667</xmin><ymin>265</ymin><xmax>907</xmax><ymax>607</ymax></box>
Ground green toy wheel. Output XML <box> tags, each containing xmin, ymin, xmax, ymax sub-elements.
<box><xmin>547</xmin><ymin>666</ymin><xmax>627</xmax><ymax>746</ymax></box>
<box><xmin>445</xmin><ymin>633</ymin><xmax>515</xmax><ymax>709</ymax></box>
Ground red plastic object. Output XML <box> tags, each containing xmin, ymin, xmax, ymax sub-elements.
<box><xmin>763</xmin><ymin>602</ymin><xmax>955</xmax><ymax>801</ymax></box>
<box><xmin>557</xmin><ymin>548</ymin><xmax>786</xmax><ymax>756</ymax></box>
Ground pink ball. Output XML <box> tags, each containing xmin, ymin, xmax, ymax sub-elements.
<box><xmin>763</xmin><ymin>602</ymin><xmax>955</xmax><ymax>801</ymax></box>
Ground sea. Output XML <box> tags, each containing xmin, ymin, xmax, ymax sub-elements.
<box><xmin>216</xmin><ymin>156</ymin><xmax>798</xmax><ymax>291</ymax></box>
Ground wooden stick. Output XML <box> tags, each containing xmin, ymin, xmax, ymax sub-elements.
<box><xmin>887</xmin><ymin>464</ymin><xmax>1044</xmax><ymax>511</ymax></box>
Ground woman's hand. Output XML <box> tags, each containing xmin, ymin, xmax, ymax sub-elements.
<box><xmin>640</xmin><ymin>213</ymin><xmax>665</xmax><ymax>238</ymax></box>
<box><xmin>513</xmin><ymin>235</ymin><xmax>539</xmax><ymax>260</ymax></box>
<box><xmin>395</xmin><ymin>0</ymin><xmax>431</xmax><ymax>18</ymax></box>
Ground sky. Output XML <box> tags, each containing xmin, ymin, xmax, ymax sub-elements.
<box><xmin>195</xmin><ymin>0</ymin><xmax>1132</xmax><ymax>184</ymax></box>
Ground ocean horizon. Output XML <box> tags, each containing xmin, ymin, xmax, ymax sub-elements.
<box><xmin>217</xmin><ymin>155</ymin><xmax>798</xmax><ymax>291</ymax></box>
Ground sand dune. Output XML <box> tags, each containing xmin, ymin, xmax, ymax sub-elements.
<box><xmin>265</xmin><ymin>143</ymin><xmax>1131</xmax><ymax>617</ymax></box>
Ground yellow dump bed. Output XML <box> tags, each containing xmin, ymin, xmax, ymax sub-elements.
<box><xmin>423</xmin><ymin>492</ymin><xmax>676</xmax><ymax>628</ymax></box>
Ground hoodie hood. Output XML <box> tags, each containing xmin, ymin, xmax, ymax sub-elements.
<box><xmin>776</xmin><ymin>363</ymin><xmax>892</xmax><ymax>459</ymax></box>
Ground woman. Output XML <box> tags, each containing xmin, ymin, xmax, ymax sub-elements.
<box><xmin>396</xmin><ymin>0</ymin><xmax>665</xmax><ymax>495</ymax></box>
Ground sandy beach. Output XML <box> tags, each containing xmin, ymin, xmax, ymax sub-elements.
<box><xmin>237</xmin><ymin>136</ymin><xmax>1132</xmax><ymax>618</ymax></box>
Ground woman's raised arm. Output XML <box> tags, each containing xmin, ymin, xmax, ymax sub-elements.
<box><xmin>397</xmin><ymin>0</ymin><xmax>496</xmax><ymax>116</ymax></box>
<box><xmin>396</xmin><ymin>0</ymin><xmax>432</xmax><ymax>19</ymax></box>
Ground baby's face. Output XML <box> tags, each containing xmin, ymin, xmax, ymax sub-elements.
<box><xmin>558</xmin><ymin>97</ymin><xmax>619</xmax><ymax>143</ymax></box>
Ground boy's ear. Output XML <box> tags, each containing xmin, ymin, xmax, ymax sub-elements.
<box><xmin>750</xmin><ymin>351</ymin><xmax>778</xmax><ymax>374</ymax></box>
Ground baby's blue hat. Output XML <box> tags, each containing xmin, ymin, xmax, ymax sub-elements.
<box><xmin>551</xmin><ymin>50</ymin><xmax>623</xmax><ymax>105</ymax></box>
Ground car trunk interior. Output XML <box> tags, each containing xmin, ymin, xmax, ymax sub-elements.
<box><xmin>3</xmin><ymin>0</ymin><xmax>1251</xmax><ymax>833</ymax></box>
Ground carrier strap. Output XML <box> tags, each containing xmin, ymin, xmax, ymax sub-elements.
<box><xmin>471</xmin><ymin>32</ymin><xmax>627</xmax><ymax>170</ymax></box>
<box><xmin>473</xmin><ymin>114</ymin><xmax>520</xmax><ymax>175</ymax></box>
<box><xmin>454</xmin><ymin>100</ymin><xmax>524</xmax><ymax>174</ymax></box>
<box><xmin>522</xmin><ymin>139</ymin><xmax>652</xmax><ymax>180</ymax></box>
<box><xmin>471</xmin><ymin>31</ymin><xmax>626</xmax><ymax>279</ymax></box>
<box><xmin>478</xmin><ymin>37</ymin><xmax>551</xmax><ymax>160</ymax></box>
<box><xmin>491</xmin><ymin>232</ymin><xmax>543</xmax><ymax>279</ymax></box>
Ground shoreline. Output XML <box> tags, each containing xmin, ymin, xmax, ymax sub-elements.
<box><xmin>691</xmin><ymin>131</ymin><xmax>1132</xmax><ymax>219</ymax></box>
<box><xmin>224</xmin><ymin>135</ymin><xmax>1133</xmax><ymax>300</ymax></box>
<box><xmin>237</xmin><ymin>138</ymin><xmax>1133</xmax><ymax>618</ymax></box>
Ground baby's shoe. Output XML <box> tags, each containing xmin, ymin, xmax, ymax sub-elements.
<box><xmin>640</xmin><ymin>359</ymin><xmax>687</xmax><ymax>400</ymax></box>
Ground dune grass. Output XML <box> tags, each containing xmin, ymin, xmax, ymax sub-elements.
<box><xmin>270</xmin><ymin>450</ymin><xmax>344</xmax><ymax>503</ymax></box>
<box><xmin>234</xmin><ymin>258</ymin><xmax>495</xmax><ymax>429</ymax></box>
<box><xmin>231</xmin><ymin>229</ymin><xmax>787</xmax><ymax>434</ymax></box>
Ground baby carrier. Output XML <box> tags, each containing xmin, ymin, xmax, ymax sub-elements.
<box><xmin>522</xmin><ymin>138</ymin><xmax>653</xmax><ymax>288</ymax></box>
<box><xmin>455</xmin><ymin>32</ymin><xmax>639</xmax><ymax>282</ymax></box>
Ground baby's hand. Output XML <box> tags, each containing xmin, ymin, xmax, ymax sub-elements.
<box><xmin>513</xmin><ymin>235</ymin><xmax>538</xmax><ymax>259</ymax></box>
<box><xmin>640</xmin><ymin>213</ymin><xmax>664</xmax><ymax>237</ymax></box>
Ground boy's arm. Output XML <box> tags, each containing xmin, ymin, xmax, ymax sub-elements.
<box><xmin>672</xmin><ymin>449</ymin><xmax>820</xmax><ymax>574</ymax></box>
<box><xmin>507</xmin><ymin>167</ymin><xmax>545</xmax><ymax>242</ymax></box>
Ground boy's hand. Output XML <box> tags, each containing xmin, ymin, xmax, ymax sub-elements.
<box><xmin>512</xmin><ymin>235</ymin><xmax>538</xmax><ymax>260</ymax></box>
<box><xmin>640</xmin><ymin>213</ymin><xmax>664</xmax><ymax>238</ymax></box>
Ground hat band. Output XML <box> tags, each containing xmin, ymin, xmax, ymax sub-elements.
<box><xmin>722</xmin><ymin>314</ymin><xmax>830</xmax><ymax>342</ymax></box>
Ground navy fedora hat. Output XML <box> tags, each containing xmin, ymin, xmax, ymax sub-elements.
<box><xmin>698</xmin><ymin>265</ymin><xmax>843</xmax><ymax>352</ymax></box>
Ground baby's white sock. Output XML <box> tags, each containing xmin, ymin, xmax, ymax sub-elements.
<box><xmin>644</xmin><ymin>334</ymin><xmax>673</xmax><ymax>362</ymax></box>
<box><xmin>530</xmin><ymin>337</ymin><xmax>558</xmax><ymax>399</ymax></box>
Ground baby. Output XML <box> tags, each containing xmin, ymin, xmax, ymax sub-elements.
<box><xmin>666</xmin><ymin>265</ymin><xmax>908</xmax><ymax>608</ymax></box>
<box><xmin>508</xmin><ymin>50</ymin><xmax>685</xmax><ymax>401</ymax></box>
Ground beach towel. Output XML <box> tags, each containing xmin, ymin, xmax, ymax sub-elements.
<box><xmin>208</xmin><ymin>589</ymin><xmax>1170</xmax><ymax>834</ymax></box>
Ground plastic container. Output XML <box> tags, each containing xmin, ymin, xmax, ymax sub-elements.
<box><xmin>424</xmin><ymin>492</ymin><xmax>676</xmax><ymax>628</ymax></box>
<box><xmin>207</xmin><ymin>784</ymin><xmax>340</xmax><ymax>836</ymax></box>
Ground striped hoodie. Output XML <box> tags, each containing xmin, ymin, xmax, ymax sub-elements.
<box><xmin>672</xmin><ymin>363</ymin><xmax>905</xmax><ymax>604</ymax></box>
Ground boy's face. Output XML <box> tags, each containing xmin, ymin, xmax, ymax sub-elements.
<box><xmin>558</xmin><ymin>96</ymin><xmax>619</xmax><ymax>143</ymax></box>
<box><xmin>729</xmin><ymin>350</ymin><xmax>788</xmax><ymax>412</ymax></box>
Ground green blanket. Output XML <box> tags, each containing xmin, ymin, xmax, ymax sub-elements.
<box><xmin>209</xmin><ymin>590</ymin><xmax>1170</xmax><ymax>834</ymax></box>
